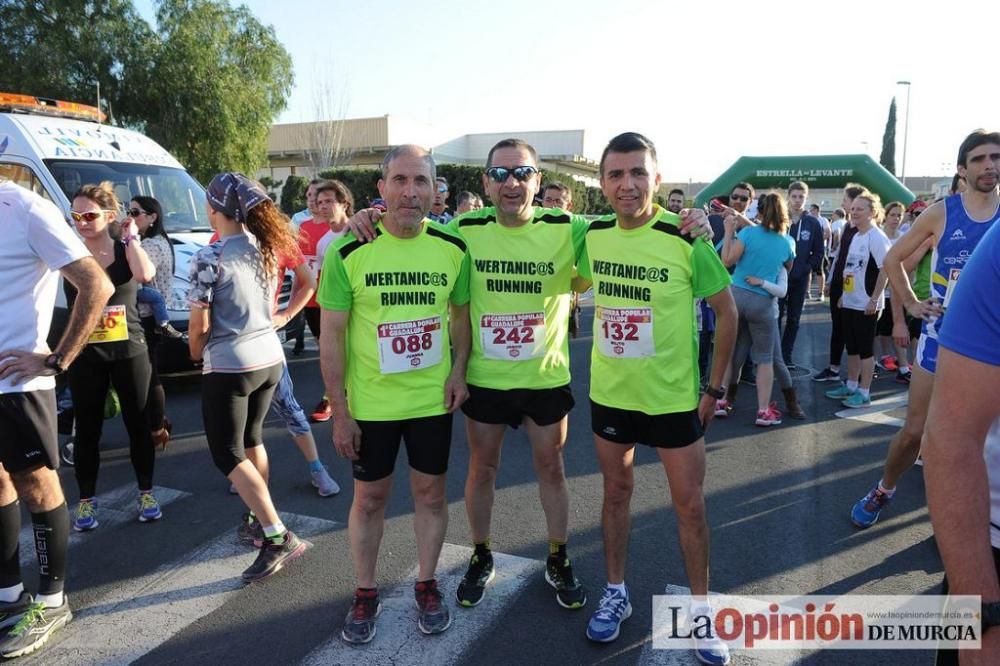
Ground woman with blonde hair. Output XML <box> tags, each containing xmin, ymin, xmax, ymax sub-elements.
<box><xmin>825</xmin><ymin>192</ymin><xmax>893</xmax><ymax>408</ymax></box>
<box><xmin>188</xmin><ymin>173</ymin><xmax>310</xmax><ymax>582</ymax></box>
<box><xmin>66</xmin><ymin>182</ymin><xmax>162</xmax><ymax>530</ymax></box>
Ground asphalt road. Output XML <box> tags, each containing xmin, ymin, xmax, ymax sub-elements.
<box><xmin>22</xmin><ymin>299</ymin><xmax>943</xmax><ymax>665</ymax></box>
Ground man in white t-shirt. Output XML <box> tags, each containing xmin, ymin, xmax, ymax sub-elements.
<box><xmin>0</xmin><ymin>181</ymin><xmax>112</xmax><ymax>657</ymax></box>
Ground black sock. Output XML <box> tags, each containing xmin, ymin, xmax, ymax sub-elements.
<box><xmin>0</xmin><ymin>500</ymin><xmax>21</xmax><ymax>589</ymax></box>
<box><xmin>31</xmin><ymin>503</ymin><xmax>69</xmax><ymax>595</ymax></box>
<box><xmin>473</xmin><ymin>540</ymin><xmax>491</xmax><ymax>557</ymax></box>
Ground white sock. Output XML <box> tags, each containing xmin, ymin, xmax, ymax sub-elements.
<box><xmin>899</xmin><ymin>364</ymin><xmax>910</xmax><ymax>373</ymax></box>
<box><xmin>858</xmin><ymin>387</ymin><xmax>871</xmax><ymax>398</ymax></box>
<box><xmin>607</xmin><ymin>581</ymin><xmax>627</xmax><ymax>595</ymax></box>
<box><xmin>878</xmin><ymin>479</ymin><xmax>896</xmax><ymax>495</ymax></box>
<box><xmin>0</xmin><ymin>583</ymin><xmax>24</xmax><ymax>603</ymax></box>
<box><xmin>262</xmin><ymin>521</ymin><xmax>287</xmax><ymax>540</ymax></box>
<box><xmin>830</xmin><ymin>365</ymin><xmax>840</xmax><ymax>373</ymax></box>
<box><xmin>846</xmin><ymin>380</ymin><xmax>859</xmax><ymax>391</ymax></box>
<box><xmin>35</xmin><ymin>591</ymin><xmax>64</xmax><ymax>608</ymax></box>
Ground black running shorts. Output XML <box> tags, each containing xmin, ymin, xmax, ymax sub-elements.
<box><xmin>590</xmin><ymin>400</ymin><xmax>704</xmax><ymax>449</ymax></box>
<box><xmin>353</xmin><ymin>413</ymin><xmax>453</xmax><ymax>482</ymax></box>
<box><xmin>0</xmin><ymin>389</ymin><xmax>59</xmax><ymax>472</ymax></box>
<box><xmin>461</xmin><ymin>383</ymin><xmax>574</xmax><ymax>429</ymax></box>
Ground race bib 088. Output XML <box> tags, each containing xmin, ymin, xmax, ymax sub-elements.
<box><xmin>480</xmin><ymin>312</ymin><xmax>545</xmax><ymax>361</ymax></box>
<box><xmin>595</xmin><ymin>306</ymin><xmax>654</xmax><ymax>358</ymax></box>
<box><xmin>377</xmin><ymin>316</ymin><xmax>443</xmax><ymax>374</ymax></box>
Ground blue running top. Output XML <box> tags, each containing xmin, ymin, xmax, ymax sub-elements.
<box><xmin>922</xmin><ymin>193</ymin><xmax>1000</xmax><ymax>339</ymax></box>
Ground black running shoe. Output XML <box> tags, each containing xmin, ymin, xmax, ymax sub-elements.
<box><xmin>241</xmin><ymin>531</ymin><xmax>309</xmax><ymax>582</ymax></box>
<box><xmin>0</xmin><ymin>598</ymin><xmax>72</xmax><ymax>658</ymax></box>
<box><xmin>0</xmin><ymin>592</ymin><xmax>33</xmax><ymax>631</ymax></box>
<box><xmin>342</xmin><ymin>589</ymin><xmax>381</xmax><ymax>644</ymax></box>
<box><xmin>545</xmin><ymin>554</ymin><xmax>587</xmax><ymax>609</ymax></box>
<box><xmin>237</xmin><ymin>513</ymin><xmax>264</xmax><ymax>548</ymax></box>
<box><xmin>415</xmin><ymin>579</ymin><xmax>452</xmax><ymax>635</ymax></box>
<box><xmin>456</xmin><ymin>552</ymin><xmax>495</xmax><ymax>607</ymax></box>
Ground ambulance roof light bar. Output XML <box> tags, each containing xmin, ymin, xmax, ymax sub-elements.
<box><xmin>0</xmin><ymin>92</ymin><xmax>106</xmax><ymax>123</ymax></box>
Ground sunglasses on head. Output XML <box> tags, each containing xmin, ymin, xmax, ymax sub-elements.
<box><xmin>486</xmin><ymin>166</ymin><xmax>538</xmax><ymax>183</ymax></box>
<box><xmin>127</xmin><ymin>208</ymin><xmax>148</xmax><ymax>218</ymax></box>
<box><xmin>729</xmin><ymin>194</ymin><xmax>750</xmax><ymax>202</ymax></box>
<box><xmin>70</xmin><ymin>210</ymin><xmax>113</xmax><ymax>222</ymax></box>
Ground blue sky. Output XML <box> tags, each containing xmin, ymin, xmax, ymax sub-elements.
<box><xmin>134</xmin><ymin>0</ymin><xmax>1000</xmax><ymax>181</ymax></box>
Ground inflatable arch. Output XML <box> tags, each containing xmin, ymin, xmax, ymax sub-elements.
<box><xmin>693</xmin><ymin>154</ymin><xmax>915</xmax><ymax>208</ymax></box>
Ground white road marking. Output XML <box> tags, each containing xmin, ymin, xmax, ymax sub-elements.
<box><xmin>834</xmin><ymin>393</ymin><xmax>908</xmax><ymax>428</ymax></box>
<box><xmin>301</xmin><ymin>542</ymin><xmax>543</xmax><ymax>665</ymax></box>
<box><xmin>36</xmin><ymin>511</ymin><xmax>339</xmax><ymax>665</ymax></box>
<box><xmin>19</xmin><ymin>484</ymin><xmax>191</xmax><ymax>568</ymax></box>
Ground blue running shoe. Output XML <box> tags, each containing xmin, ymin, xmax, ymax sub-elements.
<box><xmin>72</xmin><ymin>500</ymin><xmax>97</xmax><ymax>532</ymax></box>
<box><xmin>695</xmin><ymin>633</ymin><xmax>731</xmax><ymax>665</ymax></box>
<box><xmin>825</xmin><ymin>384</ymin><xmax>856</xmax><ymax>400</ymax></box>
<box><xmin>586</xmin><ymin>586</ymin><xmax>631</xmax><ymax>642</ymax></box>
<box><xmin>851</xmin><ymin>483</ymin><xmax>894</xmax><ymax>528</ymax></box>
<box><xmin>137</xmin><ymin>492</ymin><xmax>162</xmax><ymax>523</ymax></box>
<box><xmin>842</xmin><ymin>392</ymin><xmax>872</xmax><ymax>408</ymax></box>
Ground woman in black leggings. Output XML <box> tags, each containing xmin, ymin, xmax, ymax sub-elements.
<box><xmin>130</xmin><ymin>195</ymin><xmax>175</xmax><ymax>448</ymax></box>
<box><xmin>66</xmin><ymin>182</ymin><xmax>162</xmax><ymax>531</ymax></box>
<box><xmin>188</xmin><ymin>173</ymin><xmax>309</xmax><ymax>582</ymax></box>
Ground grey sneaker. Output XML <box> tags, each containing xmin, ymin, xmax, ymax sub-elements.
<box><xmin>342</xmin><ymin>589</ymin><xmax>381</xmax><ymax>644</ymax></box>
<box><xmin>310</xmin><ymin>465</ymin><xmax>340</xmax><ymax>497</ymax></box>
<box><xmin>0</xmin><ymin>598</ymin><xmax>72</xmax><ymax>658</ymax></box>
<box><xmin>242</xmin><ymin>531</ymin><xmax>310</xmax><ymax>582</ymax></box>
<box><xmin>415</xmin><ymin>579</ymin><xmax>451</xmax><ymax>635</ymax></box>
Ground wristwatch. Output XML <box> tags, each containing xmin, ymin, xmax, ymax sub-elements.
<box><xmin>44</xmin><ymin>352</ymin><xmax>65</xmax><ymax>375</ymax></box>
<box><xmin>983</xmin><ymin>600</ymin><xmax>1000</xmax><ymax>633</ymax></box>
<box><xmin>705</xmin><ymin>385</ymin><xmax>726</xmax><ymax>400</ymax></box>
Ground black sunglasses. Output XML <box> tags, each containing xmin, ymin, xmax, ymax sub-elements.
<box><xmin>127</xmin><ymin>208</ymin><xmax>148</xmax><ymax>218</ymax></box>
<box><xmin>486</xmin><ymin>166</ymin><xmax>538</xmax><ymax>183</ymax></box>
<box><xmin>729</xmin><ymin>194</ymin><xmax>750</xmax><ymax>202</ymax></box>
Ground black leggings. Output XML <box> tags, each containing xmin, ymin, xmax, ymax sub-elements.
<box><xmin>841</xmin><ymin>308</ymin><xmax>878</xmax><ymax>360</ymax></box>
<box><xmin>304</xmin><ymin>307</ymin><xmax>321</xmax><ymax>340</ymax></box>
<box><xmin>202</xmin><ymin>364</ymin><xmax>282</xmax><ymax>476</ymax></box>
<box><xmin>829</xmin><ymin>287</ymin><xmax>846</xmax><ymax>366</ymax></box>
<box><xmin>141</xmin><ymin>317</ymin><xmax>166</xmax><ymax>430</ymax></box>
<box><xmin>68</xmin><ymin>352</ymin><xmax>155</xmax><ymax>498</ymax></box>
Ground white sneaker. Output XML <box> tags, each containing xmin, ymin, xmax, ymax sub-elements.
<box><xmin>310</xmin><ymin>466</ymin><xmax>340</xmax><ymax>497</ymax></box>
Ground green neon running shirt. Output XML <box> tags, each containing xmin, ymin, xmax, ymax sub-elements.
<box><xmin>317</xmin><ymin>220</ymin><xmax>471</xmax><ymax>421</ymax></box>
<box><xmin>448</xmin><ymin>207</ymin><xmax>588</xmax><ymax>390</ymax></box>
<box><xmin>577</xmin><ymin>205</ymin><xmax>731</xmax><ymax>414</ymax></box>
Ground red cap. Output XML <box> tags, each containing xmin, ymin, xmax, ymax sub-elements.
<box><xmin>907</xmin><ymin>200</ymin><xmax>928</xmax><ymax>214</ymax></box>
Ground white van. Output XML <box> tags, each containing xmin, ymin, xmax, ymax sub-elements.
<box><xmin>0</xmin><ymin>93</ymin><xmax>301</xmax><ymax>372</ymax></box>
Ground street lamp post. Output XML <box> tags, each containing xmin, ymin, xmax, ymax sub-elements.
<box><xmin>897</xmin><ymin>80</ymin><xmax>911</xmax><ymax>186</ymax></box>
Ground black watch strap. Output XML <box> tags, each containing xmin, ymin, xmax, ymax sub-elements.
<box><xmin>44</xmin><ymin>352</ymin><xmax>65</xmax><ymax>375</ymax></box>
<box><xmin>705</xmin><ymin>385</ymin><xmax>726</xmax><ymax>400</ymax></box>
<box><xmin>983</xmin><ymin>601</ymin><xmax>1000</xmax><ymax>630</ymax></box>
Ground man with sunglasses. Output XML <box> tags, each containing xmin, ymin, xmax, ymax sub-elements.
<box><xmin>0</xmin><ymin>180</ymin><xmax>113</xmax><ymax>657</ymax></box>
<box><xmin>428</xmin><ymin>177</ymin><xmax>452</xmax><ymax>224</ymax></box>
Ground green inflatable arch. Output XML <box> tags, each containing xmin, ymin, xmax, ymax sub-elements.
<box><xmin>693</xmin><ymin>154</ymin><xmax>915</xmax><ymax>208</ymax></box>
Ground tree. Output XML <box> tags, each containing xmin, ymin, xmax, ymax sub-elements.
<box><xmin>0</xmin><ymin>0</ymin><xmax>155</xmax><ymax>126</ymax></box>
<box><xmin>0</xmin><ymin>0</ymin><xmax>294</xmax><ymax>185</ymax></box>
<box><xmin>279</xmin><ymin>175</ymin><xmax>308</xmax><ymax>216</ymax></box>
<box><xmin>300</xmin><ymin>68</ymin><xmax>354</xmax><ymax>173</ymax></box>
<box><xmin>145</xmin><ymin>0</ymin><xmax>294</xmax><ymax>183</ymax></box>
<box><xmin>880</xmin><ymin>97</ymin><xmax>897</xmax><ymax>175</ymax></box>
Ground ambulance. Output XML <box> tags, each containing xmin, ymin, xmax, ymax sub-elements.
<box><xmin>0</xmin><ymin>93</ymin><xmax>301</xmax><ymax>372</ymax></box>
